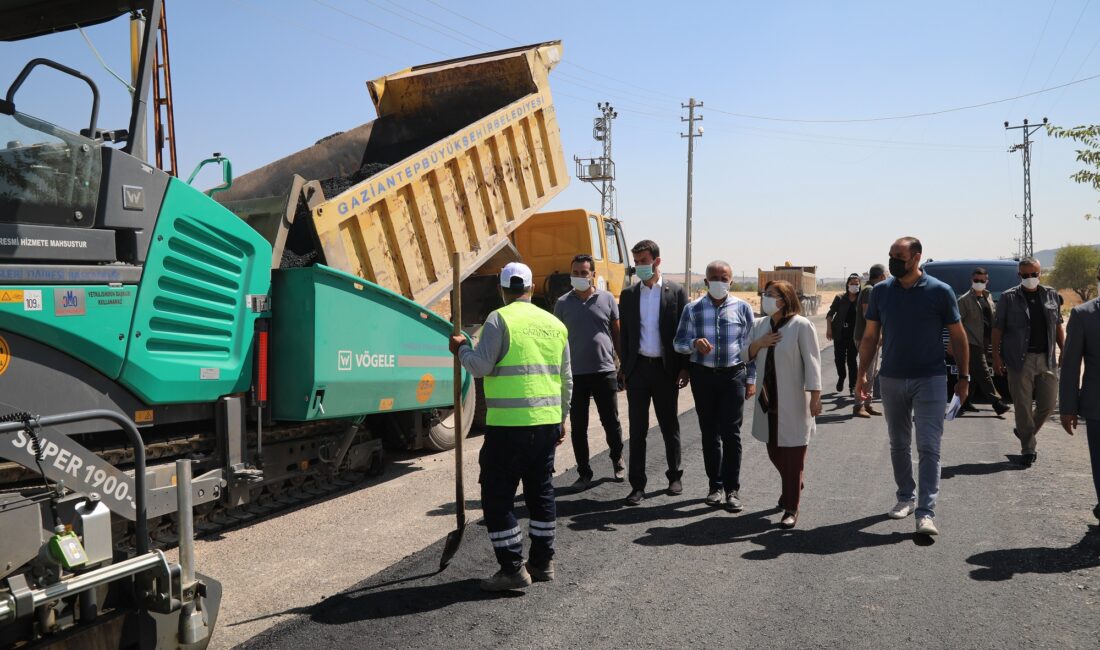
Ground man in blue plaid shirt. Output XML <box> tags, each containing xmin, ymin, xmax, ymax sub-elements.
<box><xmin>673</xmin><ymin>260</ymin><xmax>757</xmax><ymax>512</ymax></box>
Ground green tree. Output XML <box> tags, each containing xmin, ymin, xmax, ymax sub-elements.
<box><xmin>1048</xmin><ymin>244</ymin><xmax>1100</xmax><ymax>302</ymax></box>
<box><xmin>1046</xmin><ymin>124</ymin><xmax>1100</xmax><ymax>220</ymax></box>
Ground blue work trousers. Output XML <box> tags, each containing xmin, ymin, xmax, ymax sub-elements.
<box><xmin>479</xmin><ymin>423</ymin><xmax>559</xmax><ymax>572</ymax></box>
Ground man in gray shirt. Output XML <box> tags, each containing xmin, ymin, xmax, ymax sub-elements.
<box><xmin>554</xmin><ymin>254</ymin><xmax>624</xmax><ymax>490</ymax></box>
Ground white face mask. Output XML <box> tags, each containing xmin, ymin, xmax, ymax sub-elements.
<box><xmin>707</xmin><ymin>281</ymin><xmax>730</xmax><ymax>300</ymax></box>
<box><xmin>1021</xmin><ymin>277</ymin><xmax>1040</xmax><ymax>290</ymax></box>
<box><xmin>570</xmin><ymin>276</ymin><xmax>592</xmax><ymax>291</ymax></box>
<box><xmin>762</xmin><ymin>296</ymin><xmax>781</xmax><ymax>315</ymax></box>
<box><xmin>972</xmin><ymin>282</ymin><xmax>987</xmax><ymax>292</ymax></box>
<box><xmin>847</xmin><ymin>284</ymin><xmax>860</xmax><ymax>294</ymax></box>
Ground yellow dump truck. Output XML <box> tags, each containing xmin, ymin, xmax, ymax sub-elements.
<box><xmin>513</xmin><ymin>209</ymin><xmax>630</xmax><ymax>307</ymax></box>
<box><xmin>217</xmin><ymin>41</ymin><xmax>619</xmax><ymax>323</ymax></box>
<box><xmin>758</xmin><ymin>264</ymin><xmax>819</xmax><ymax>315</ymax></box>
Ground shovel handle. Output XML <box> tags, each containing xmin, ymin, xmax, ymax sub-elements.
<box><xmin>452</xmin><ymin>252</ymin><xmax>465</xmax><ymax>524</ymax></box>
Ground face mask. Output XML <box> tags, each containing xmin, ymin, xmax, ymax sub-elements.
<box><xmin>972</xmin><ymin>282</ymin><xmax>987</xmax><ymax>292</ymax></box>
<box><xmin>762</xmin><ymin>296</ymin><xmax>781</xmax><ymax>315</ymax></box>
<box><xmin>707</xmin><ymin>281</ymin><xmax>729</xmax><ymax>300</ymax></box>
<box><xmin>635</xmin><ymin>264</ymin><xmax>654</xmax><ymax>281</ymax></box>
<box><xmin>888</xmin><ymin>257</ymin><xmax>909</xmax><ymax>279</ymax></box>
<box><xmin>570</xmin><ymin>276</ymin><xmax>592</xmax><ymax>291</ymax></box>
<box><xmin>1021</xmin><ymin>277</ymin><xmax>1040</xmax><ymax>290</ymax></box>
<box><xmin>847</xmin><ymin>284</ymin><xmax>860</xmax><ymax>294</ymax></box>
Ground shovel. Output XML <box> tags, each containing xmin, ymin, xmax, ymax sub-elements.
<box><xmin>440</xmin><ymin>251</ymin><xmax>466</xmax><ymax>570</ymax></box>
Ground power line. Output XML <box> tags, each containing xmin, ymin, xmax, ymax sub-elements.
<box><xmin>311</xmin><ymin>0</ymin><xmax>452</xmax><ymax>57</ymax></box>
<box><xmin>421</xmin><ymin>0</ymin><xmax>522</xmax><ymax>45</ymax></box>
<box><xmin>1027</xmin><ymin>0</ymin><xmax>1092</xmax><ymax>114</ymax></box>
<box><xmin>1016</xmin><ymin>0</ymin><xmax>1059</xmax><ymax>98</ymax></box>
<box><xmin>229</xmin><ymin>0</ymin><xmax>399</xmax><ymax>63</ymax></box>
<box><xmin>706</xmin><ymin>72</ymin><xmax>1100</xmax><ymax>123</ymax></box>
<box><xmin>361</xmin><ymin>0</ymin><xmax>486</xmax><ymax>51</ymax></box>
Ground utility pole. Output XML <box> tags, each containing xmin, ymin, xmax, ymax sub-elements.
<box><xmin>1005</xmin><ymin>118</ymin><xmax>1047</xmax><ymax>258</ymax></box>
<box><xmin>574</xmin><ymin>102</ymin><xmax>618</xmax><ymax>218</ymax></box>
<box><xmin>682</xmin><ymin>98</ymin><xmax>703</xmax><ymax>290</ymax></box>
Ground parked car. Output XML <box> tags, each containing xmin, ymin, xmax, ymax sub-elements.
<box><xmin>922</xmin><ymin>259</ymin><xmax>1020</xmax><ymax>401</ymax></box>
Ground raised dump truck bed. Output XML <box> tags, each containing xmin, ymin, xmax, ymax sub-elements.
<box><xmin>218</xmin><ymin>41</ymin><xmax>569</xmax><ymax>307</ymax></box>
<box><xmin>758</xmin><ymin>265</ymin><xmax>819</xmax><ymax>314</ymax></box>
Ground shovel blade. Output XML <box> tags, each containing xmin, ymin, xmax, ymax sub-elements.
<box><xmin>439</xmin><ymin>524</ymin><xmax>466</xmax><ymax>570</ymax></box>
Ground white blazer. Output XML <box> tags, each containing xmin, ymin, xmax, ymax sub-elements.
<box><xmin>749</xmin><ymin>314</ymin><xmax>822</xmax><ymax>447</ymax></box>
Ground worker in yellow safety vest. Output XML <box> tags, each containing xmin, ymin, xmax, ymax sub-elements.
<box><xmin>450</xmin><ymin>262</ymin><xmax>573</xmax><ymax>592</ymax></box>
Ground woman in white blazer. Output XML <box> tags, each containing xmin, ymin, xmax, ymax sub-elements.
<box><xmin>748</xmin><ymin>280</ymin><xmax>823</xmax><ymax>528</ymax></box>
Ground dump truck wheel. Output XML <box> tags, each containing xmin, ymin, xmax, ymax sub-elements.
<box><xmin>426</xmin><ymin>382</ymin><xmax>476</xmax><ymax>451</ymax></box>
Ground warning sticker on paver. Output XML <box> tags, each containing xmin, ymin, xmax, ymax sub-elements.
<box><xmin>0</xmin><ymin>335</ymin><xmax>9</xmax><ymax>377</ymax></box>
<box><xmin>0</xmin><ymin>290</ymin><xmax>23</xmax><ymax>304</ymax></box>
<box><xmin>416</xmin><ymin>374</ymin><xmax>436</xmax><ymax>403</ymax></box>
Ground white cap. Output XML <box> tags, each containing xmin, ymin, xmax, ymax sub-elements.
<box><xmin>500</xmin><ymin>262</ymin><xmax>533</xmax><ymax>289</ymax></box>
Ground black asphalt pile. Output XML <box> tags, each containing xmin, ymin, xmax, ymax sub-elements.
<box><xmin>282</xmin><ymin>162</ymin><xmax>392</xmax><ymax>269</ymax></box>
<box><xmin>319</xmin><ymin>161</ymin><xmax>391</xmax><ymax>199</ymax></box>
<box><xmin>239</xmin><ymin>359</ymin><xmax>1100</xmax><ymax>649</ymax></box>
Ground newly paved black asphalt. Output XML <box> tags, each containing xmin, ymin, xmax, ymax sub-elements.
<box><xmin>239</xmin><ymin>361</ymin><xmax>1100</xmax><ymax>649</ymax></box>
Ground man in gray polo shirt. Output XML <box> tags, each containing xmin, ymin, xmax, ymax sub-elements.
<box><xmin>554</xmin><ymin>253</ymin><xmax>625</xmax><ymax>490</ymax></box>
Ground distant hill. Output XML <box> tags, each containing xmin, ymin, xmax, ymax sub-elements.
<box><xmin>1034</xmin><ymin>244</ymin><xmax>1100</xmax><ymax>267</ymax></box>
<box><xmin>661</xmin><ymin>272</ymin><xmax>706</xmax><ymax>287</ymax></box>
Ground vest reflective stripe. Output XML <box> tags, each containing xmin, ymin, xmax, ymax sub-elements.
<box><xmin>489</xmin><ymin>364</ymin><xmax>562</xmax><ymax>377</ymax></box>
<box><xmin>484</xmin><ymin>396</ymin><xmax>562</xmax><ymax>409</ymax></box>
<box><xmin>484</xmin><ymin>301</ymin><xmax>568</xmax><ymax>427</ymax></box>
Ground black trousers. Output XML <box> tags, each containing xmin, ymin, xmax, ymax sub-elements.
<box><xmin>689</xmin><ymin>364</ymin><xmax>747</xmax><ymax>493</ymax></box>
<box><xmin>965</xmin><ymin>343</ymin><xmax>1004</xmax><ymax>406</ymax></box>
<box><xmin>479</xmin><ymin>424</ymin><xmax>558</xmax><ymax>572</ymax></box>
<box><xmin>627</xmin><ymin>357</ymin><xmax>682</xmax><ymax>490</ymax></box>
<box><xmin>569</xmin><ymin>371</ymin><xmax>624</xmax><ymax>478</ymax></box>
<box><xmin>833</xmin><ymin>332</ymin><xmax>858</xmax><ymax>388</ymax></box>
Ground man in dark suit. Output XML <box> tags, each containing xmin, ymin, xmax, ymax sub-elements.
<box><xmin>1059</xmin><ymin>267</ymin><xmax>1100</xmax><ymax>522</ymax></box>
<box><xmin>618</xmin><ymin>239</ymin><xmax>690</xmax><ymax>505</ymax></box>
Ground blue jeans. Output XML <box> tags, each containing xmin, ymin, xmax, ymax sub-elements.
<box><xmin>880</xmin><ymin>376</ymin><xmax>947</xmax><ymax>519</ymax></box>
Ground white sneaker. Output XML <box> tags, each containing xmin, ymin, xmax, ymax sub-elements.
<box><xmin>916</xmin><ymin>516</ymin><xmax>939</xmax><ymax>536</ymax></box>
<box><xmin>888</xmin><ymin>500</ymin><xmax>916</xmax><ymax>519</ymax></box>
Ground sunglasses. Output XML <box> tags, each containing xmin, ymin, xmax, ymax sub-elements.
<box><xmin>1019</xmin><ymin>272</ymin><xmax>1040</xmax><ymax>278</ymax></box>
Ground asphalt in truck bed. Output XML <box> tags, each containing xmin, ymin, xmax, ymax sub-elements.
<box><xmin>237</xmin><ymin>359</ymin><xmax>1100</xmax><ymax>649</ymax></box>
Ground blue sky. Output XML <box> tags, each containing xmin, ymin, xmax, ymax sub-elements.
<box><xmin>3</xmin><ymin>0</ymin><xmax>1099</xmax><ymax>278</ymax></box>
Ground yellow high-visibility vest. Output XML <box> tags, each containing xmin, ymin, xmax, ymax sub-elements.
<box><xmin>483</xmin><ymin>301</ymin><xmax>568</xmax><ymax>427</ymax></box>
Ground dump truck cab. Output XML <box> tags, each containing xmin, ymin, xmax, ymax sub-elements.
<box><xmin>513</xmin><ymin>209</ymin><xmax>631</xmax><ymax>308</ymax></box>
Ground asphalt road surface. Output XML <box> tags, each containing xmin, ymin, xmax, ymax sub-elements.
<box><xmin>238</xmin><ymin>357</ymin><xmax>1100</xmax><ymax>649</ymax></box>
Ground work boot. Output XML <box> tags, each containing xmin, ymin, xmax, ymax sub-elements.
<box><xmin>526</xmin><ymin>560</ymin><xmax>555</xmax><ymax>582</ymax></box>
<box><xmin>865</xmin><ymin>404</ymin><xmax>882</xmax><ymax>416</ymax></box>
<box><xmin>480</xmin><ymin>567</ymin><xmax>532</xmax><ymax>592</ymax></box>
<box><xmin>571</xmin><ymin>473</ymin><xmax>592</xmax><ymax>493</ymax></box>
<box><xmin>853</xmin><ymin>405</ymin><xmax>870</xmax><ymax>418</ymax></box>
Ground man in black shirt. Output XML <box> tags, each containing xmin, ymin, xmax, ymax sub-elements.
<box><xmin>992</xmin><ymin>258</ymin><xmax>1065</xmax><ymax>467</ymax></box>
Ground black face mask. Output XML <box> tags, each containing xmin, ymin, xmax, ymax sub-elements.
<box><xmin>888</xmin><ymin>257</ymin><xmax>909</xmax><ymax>278</ymax></box>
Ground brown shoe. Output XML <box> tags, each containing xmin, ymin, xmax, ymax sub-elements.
<box><xmin>853</xmin><ymin>405</ymin><xmax>871</xmax><ymax>418</ymax></box>
<box><xmin>865</xmin><ymin>404</ymin><xmax>882</xmax><ymax>416</ymax></box>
